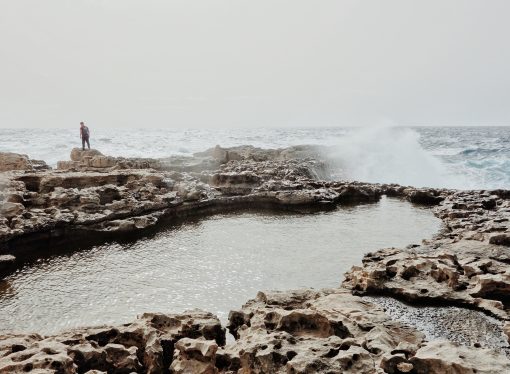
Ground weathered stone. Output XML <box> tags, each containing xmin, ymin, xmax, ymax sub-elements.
<box><xmin>0</xmin><ymin>152</ymin><xmax>33</xmax><ymax>172</ymax></box>
<box><xmin>0</xmin><ymin>202</ymin><xmax>24</xmax><ymax>218</ymax></box>
<box><xmin>411</xmin><ymin>340</ymin><xmax>510</xmax><ymax>373</ymax></box>
<box><xmin>70</xmin><ymin>148</ymin><xmax>104</xmax><ymax>162</ymax></box>
<box><xmin>1</xmin><ymin>145</ymin><xmax>510</xmax><ymax>372</ymax></box>
<box><xmin>223</xmin><ymin>289</ymin><xmax>426</xmax><ymax>373</ymax></box>
<box><xmin>90</xmin><ymin>156</ymin><xmax>116</xmax><ymax>168</ymax></box>
<box><xmin>57</xmin><ymin>160</ymin><xmax>81</xmax><ymax>170</ymax></box>
<box><xmin>0</xmin><ymin>310</ymin><xmax>224</xmax><ymax>374</ymax></box>
<box><xmin>170</xmin><ymin>338</ymin><xmax>218</xmax><ymax>374</ymax></box>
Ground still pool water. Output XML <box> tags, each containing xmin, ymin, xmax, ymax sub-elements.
<box><xmin>0</xmin><ymin>197</ymin><xmax>440</xmax><ymax>334</ymax></box>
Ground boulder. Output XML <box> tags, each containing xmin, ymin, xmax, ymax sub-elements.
<box><xmin>70</xmin><ymin>148</ymin><xmax>103</xmax><ymax>162</ymax></box>
<box><xmin>0</xmin><ymin>202</ymin><xmax>24</xmax><ymax>218</ymax></box>
<box><xmin>0</xmin><ymin>152</ymin><xmax>32</xmax><ymax>172</ymax></box>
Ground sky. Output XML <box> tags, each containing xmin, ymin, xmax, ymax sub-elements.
<box><xmin>1</xmin><ymin>0</ymin><xmax>509</xmax><ymax>129</ymax></box>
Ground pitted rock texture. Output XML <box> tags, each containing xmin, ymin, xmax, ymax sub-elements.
<box><xmin>223</xmin><ymin>289</ymin><xmax>426</xmax><ymax>373</ymax></box>
<box><xmin>2</xmin><ymin>291</ymin><xmax>509</xmax><ymax>373</ymax></box>
<box><xmin>344</xmin><ymin>189</ymin><xmax>510</xmax><ymax>320</ymax></box>
<box><xmin>2</xmin><ymin>145</ymin><xmax>510</xmax><ymax>372</ymax></box>
<box><xmin>0</xmin><ymin>310</ymin><xmax>224</xmax><ymax>374</ymax></box>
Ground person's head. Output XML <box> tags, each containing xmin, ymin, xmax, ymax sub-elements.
<box><xmin>80</xmin><ymin>121</ymin><xmax>84</xmax><ymax>127</ymax></box>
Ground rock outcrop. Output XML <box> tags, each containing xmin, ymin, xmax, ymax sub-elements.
<box><xmin>0</xmin><ymin>146</ymin><xmax>420</xmax><ymax>253</ymax></box>
<box><xmin>1</xmin><ymin>145</ymin><xmax>510</xmax><ymax>373</ymax></box>
<box><xmin>0</xmin><ymin>152</ymin><xmax>49</xmax><ymax>172</ymax></box>
<box><xmin>343</xmin><ymin>188</ymin><xmax>510</xmax><ymax>320</ymax></box>
<box><xmin>2</xmin><ymin>291</ymin><xmax>509</xmax><ymax>373</ymax></box>
<box><xmin>0</xmin><ymin>310</ymin><xmax>224</xmax><ymax>373</ymax></box>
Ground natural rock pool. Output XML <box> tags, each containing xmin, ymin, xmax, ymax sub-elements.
<box><xmin>0</xmin><ymin>197</ymin><xmax>440</xmax><ymax>334</ymax></box>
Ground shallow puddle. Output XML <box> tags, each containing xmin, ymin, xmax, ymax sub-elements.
<box><xmin>0</xmin><ymin>197</ymin><xmax>440</xmax><ymax>334</ymax></box>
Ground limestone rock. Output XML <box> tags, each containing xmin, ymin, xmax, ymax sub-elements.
<box><xmin>0</xmin><ymin>202</ymin><xmax>24</xmax><ymax>218</ymax></box>
<box><xmin>57</xmin><ymin>160</ymin><xmax>81</xmax><ymax>170</ymax></box>
<box><xmin>1</xmin><ymin>144</ymin><xmax>510</xmax><ymax>372</ymax></box>
<box><xmin>90</xmin><ymin>156</ymin><xmax>116</xmax><ymax>168</ymax></box>
<box><xmin>222</xmin><ymin>289</ymin><xmax>425</xmax><ymax>373</ymax></box>
<box><xmin>411</xmin><ymin>340</ymin><xmax>510</xmax><ymax>373</ymax></box>
<box><xmin>343</xmin><ymin>240</ymin><xmax>510</xmax><ymax>319</ymax></box>
<box><xmin>70</xmin><ymin>148</ymin><xmax>103</xmax><ymax>162</ymax></box>
<box><xmin>170</xmin><ymin>338</ymin><xmax>219</xmax><ymax>374</ymax></box>
<box><xmin>0</xmin><ymin>152</ymin><xmax>32</xmax><ymax>172</ymax></box>
<box><xmin>0</xmin><ymin>310</ymin><xmax>224</xmax><ymax>374</ymax></box>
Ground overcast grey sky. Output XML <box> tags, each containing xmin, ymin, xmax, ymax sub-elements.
<box><xmin>1</xmin><ymin>0</ymin><xmax>509</xmax><ymax>128</ymax></box>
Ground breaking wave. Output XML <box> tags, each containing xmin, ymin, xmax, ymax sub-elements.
<box><xmin>0</xmin><ymin>126</ymin><xmax>509</xmax><ymax>190</ymax></box>
<box><xmin>326</xmin><ymin>127</ymin><xmax>465</xmax><ymax>189</ymax></box>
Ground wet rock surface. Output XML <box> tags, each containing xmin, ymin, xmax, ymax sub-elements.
<box><xmin>364</xmin><ymin>296</ymin><xmax>509</xmax><ymax>354</ymax></box>
<box><xmin>1</xmin><ymin>145</ymin><xmax>510</xmax><ymax>372</ymax></box>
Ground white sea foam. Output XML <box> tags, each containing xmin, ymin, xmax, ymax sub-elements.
<box><xmin>326</xmin><ymin>127</ymin><xmax>468</xmax><ymax>188</ymax></box>
<box><xmin>0</xmin><ymin>126</ymin><xmax>508</xmax><ymax>189</ymax></box>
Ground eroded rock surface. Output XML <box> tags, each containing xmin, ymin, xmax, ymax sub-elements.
<box><xmin>2</xmin><ymin>145</ymin><xmax>510</xmax><ymax>373</ymax></box>
<box><xmin>0</xmin><ymin>152</ymin><xmax>49</xmax><ymax>172</ymax></box>
<box><xmin>344</xmin><ymin>221</ymin><xmax>510</xmax><ymax>320</ymax></box>
<box><xmin>0</xmin><ymin>146</ymin><xmax>428</xmax><ymax>253</ymax></box>
<box><xmin>2</xmin><ymin>291</ymin><xmax>509</xmax><ymax>373</ymax></box>
<box><xmin>0</xmin><ymin>310</ymin><xmax>224</xmax><ymax>374</ymax></box>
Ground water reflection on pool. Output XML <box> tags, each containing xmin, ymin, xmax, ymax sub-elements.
<box><xmin>0</xmin><ymin>197</ymin><xmax>440</xmax><ymax>334</ymax></box>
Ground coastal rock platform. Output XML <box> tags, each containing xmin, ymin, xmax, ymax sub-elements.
<box><xmin>1</xmin><ymin>145</ymin><xmax>510</xmax><ymax>373</ymax></box>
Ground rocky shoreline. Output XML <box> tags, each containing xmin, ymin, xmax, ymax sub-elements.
<box><xmin>0</xmin><ymin>146</ymin><xmax>509</xmax><ymax>373</ymax></box>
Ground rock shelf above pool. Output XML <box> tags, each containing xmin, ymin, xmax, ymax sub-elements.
<box><xmin>0</xmin><ymin>145</ymin><xmax>446</xmax><ymax>255</ymax></box>
<box><xmin>1</xmin><ymin>145</ymin><xmax>510</xmax><ymax>373</ymax></box>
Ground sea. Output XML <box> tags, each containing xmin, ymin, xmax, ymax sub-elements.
<box><xmin>0</xmin><ymin>126</ymin><xmax>509</xmax><ymax>190</ymax></box>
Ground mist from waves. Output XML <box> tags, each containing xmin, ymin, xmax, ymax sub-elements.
<box><xmin>0</xmin><ymin>126</ymin><xmax>509</xmax><ymax>190</ymax></box>
<box><xmin>325</xmin><ymin>126</ymin><xmax>460</xmax><ymax>188</ymax></box>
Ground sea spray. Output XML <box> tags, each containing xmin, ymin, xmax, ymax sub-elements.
<box><xmin>0</xmin><ymin>126</ymin><xmax>508</xmax><ymax>189</ymax></box>
<box><xmin>326</xmin><ymin>127</ymin><xmax>465</xmax><ymax>188</ymax></box>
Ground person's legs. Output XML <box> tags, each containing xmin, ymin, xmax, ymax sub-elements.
<box><xmin>85</xmin><ymin>138</ymin><xmax>90</xmax><ymax>149</ymax></box>
<box><xmin>82</xmin><ymin>138</ymin><xmax>86</xmax><ymax>150</ymax></box>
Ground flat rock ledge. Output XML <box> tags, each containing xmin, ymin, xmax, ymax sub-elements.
<box><xmin>1</xmin><ymin>145</ymin><xmax>510</xmax><ymax>373</ymax></box>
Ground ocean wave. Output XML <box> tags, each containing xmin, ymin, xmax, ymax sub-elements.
<box><xmin>325</xmin><ymin>127</ymin><xmax>465</xmax><ymax>189</ymax></box>
<box><xmin>1</xmin><ymin>126</ymin><xmax>509</xmax><ymax>189</ymax></box>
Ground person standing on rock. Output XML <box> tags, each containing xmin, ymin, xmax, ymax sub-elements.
<box><xmin>80</xmin><ymin>122</ymin><xmax>91</xmax><ymax>150</ymax></box>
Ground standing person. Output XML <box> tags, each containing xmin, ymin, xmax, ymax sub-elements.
<box><xmin>80</xmin><ymin>122</ymin><xmax>91</xmax><ymax>150</ymax></box>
